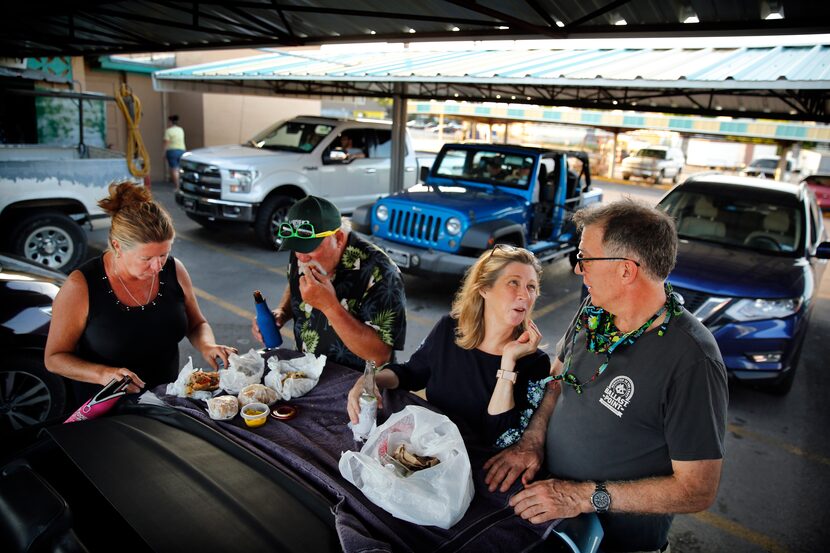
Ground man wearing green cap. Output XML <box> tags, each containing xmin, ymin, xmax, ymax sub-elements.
<box><xmin>253</xmin><ymin>195</ymin><xmax>407</xmax><ymax>370</ymax></box>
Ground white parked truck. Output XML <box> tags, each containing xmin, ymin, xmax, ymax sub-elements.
<box><xmin>0</xmin><ymin>145</ymin><xmax>137</xmax><ymax>272</ymax></box>
<box><xmin>174</xmin><ymin>116</ymin><xmax>421</xmax><ymax>249</ymax></box>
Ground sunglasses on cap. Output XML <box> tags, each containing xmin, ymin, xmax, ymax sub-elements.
<box><xmin>278</xmin><ymin>221</ymin><xmax>338</xmax><ymax>240</ymax></box>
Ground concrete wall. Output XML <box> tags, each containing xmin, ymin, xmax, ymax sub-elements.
<box><xmin>166</xmin><ymin>92</ymin><xmax>204</xmax><ymax>150</ymax></box>
<box><xmin>202</xmin><ymin>93</ymin><xmax>319</xmax><ymax>146</ymax></box>
<box><xmin>78</xmin><ymin>66</ymin><xmax>167</xmax><ymax>182</ymax></box>
<box><xmin>173</xmin><ymin>49</ymin><xmax>321</xmax><ymax>148</ymax></box>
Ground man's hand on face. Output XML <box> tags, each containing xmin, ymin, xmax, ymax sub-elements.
<box><xmin>299</xmin><ymin>265</ymin><xmax>338</xmax><ymax>314</ymax></box>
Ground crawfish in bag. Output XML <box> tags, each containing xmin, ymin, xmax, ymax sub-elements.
<box><xmin>339</xmin><ymin>405</ymin><xmax>474</xmax><ymax>529</ymax></box>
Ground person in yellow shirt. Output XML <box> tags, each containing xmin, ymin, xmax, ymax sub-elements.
<box><xmin>163</xmin><ymin>115</ymin><xmax>186</xmax><ymax>189</ymax></box>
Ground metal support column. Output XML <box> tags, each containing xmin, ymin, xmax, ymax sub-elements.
<box><xmin>390</xmin><ymin>83</ymin><xmax>408</xmax><ymax>194</ymax></box>
<box><xmin>607</xmin><ymin>131</ymin><xmax>618</xmax><ymax>179</ymax></box>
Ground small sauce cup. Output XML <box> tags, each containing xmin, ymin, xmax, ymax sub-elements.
<box><xmin>240</xmin><ymin>402</ymin><xmax>269</xmax><ymax>428</ymax></box>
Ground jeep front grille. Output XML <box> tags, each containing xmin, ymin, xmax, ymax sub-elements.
<box><xmin>388</xmin><ymin>209</ymin><xmax>442</xmax><ymax>246</ymax></box>
<box><xmin>180</xmin><ymin>160</ymin><xmax>221</xmax><ymax>199</ymax></box>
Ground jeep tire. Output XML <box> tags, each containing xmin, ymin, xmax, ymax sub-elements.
<box><xmin>255</xmin><ymin>195</ymin><xmax>296</xmax><ymax>250</ymax></box>
<box><xmin>10</xmin><ymin>211</ymin><xmax>87</xmax><ymax>273</ymax></box>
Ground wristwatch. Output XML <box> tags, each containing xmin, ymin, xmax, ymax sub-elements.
<box><xmin>496</xmin><ymin>369</ymin><xmax>517</xmax><ymax>383</ymax></box>
<box><xmin>591</xmin><ymin>482</ymin><xmax>611</xmax><ymax>513</ymax></box>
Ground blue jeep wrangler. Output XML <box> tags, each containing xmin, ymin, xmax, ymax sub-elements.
<box><xmin>352</xmin><ymin>143</ymin><xmax>602</xmax><ymax>277</ymax></box>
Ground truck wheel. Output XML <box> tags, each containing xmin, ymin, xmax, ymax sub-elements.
<box><xmin>10</xmin><ymin>212</ymin><xmax>87</xmax><ymax>273</ymax></box>
<box><xmin>654</xmin><ymin>170</ymin><xmax>664</xmax><ymax>184</ymax></box>
<box><xmin>672</xmin><ymin>169</ymin><xmax>681</xmax><ymax>184</ymax></box>
<box><xmin>255</xmin><ymin>195</ymin><xmax>296</xmax><ymax>250</ymax></box>
<box><xmin>622</xmin><ymin>174</ymin><xmax>630</xmax><ymax>180</ymax></box>
<box><xmin>1</xmin><ymin>351</ymin><xmax>67</xmax><ymax>433</ymax></box>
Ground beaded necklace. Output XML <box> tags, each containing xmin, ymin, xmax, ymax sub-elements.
<box><xmin>544</xmin><ymin>284</ymin><xmax>683</xmax><ymax>394</ymax></box>
<box><xmin>106</xmin><ymin>254</ymin><xmax>160</xmax><ymax>311</ymax></box>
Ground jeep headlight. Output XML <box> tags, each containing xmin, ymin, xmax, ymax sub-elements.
<box><xmin>725</xmin><ymin>297</ymin><xmax>802</xmax><ymax>322</ymax></box>
<box><xmin>229</xmin><ymin>169</ymin><xmax>257</xmax><ymax>193</ymax></box>
<box><xmin>446</xmin><ymin>217</ymin><xmax>462</xmax><ymax>235</ymax></box>
<box><xmin>376</xmin><ymin>205</ymin><xmax>389</xmax><ymax>222</ymax></box>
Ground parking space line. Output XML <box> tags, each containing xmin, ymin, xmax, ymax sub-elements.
<box><xmin>691</xmin><ymin>511</ymin><xmax>790</xmax><ymax>553</ymax></box>
<box><xmin>534</xmin><ymin>290</ymin><xmax>580</xmax><ymax>319</ymax></box>
<box><xmin>175</xmin><ymin>234</ymin><xmax>285</xmax><ymax>275</ymax></box>
<box><xmin>727</xmin><ymin>423</ymin><xmax>830</xmax><ymax>467</ymax></box>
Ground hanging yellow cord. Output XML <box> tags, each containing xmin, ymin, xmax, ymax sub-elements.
<box><xmin>115</xmin><ymin>83</ymin><xmax>150</xmax><ymax>177</ymax></box>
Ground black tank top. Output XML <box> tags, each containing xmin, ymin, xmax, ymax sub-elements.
<box><xmin>72</xmin><ymin>254</ymin><xmax>188</xmax><ymax>406</ymax></box>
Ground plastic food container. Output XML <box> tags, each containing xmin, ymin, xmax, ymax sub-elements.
<box><xmin>240</xmin><ymin>402</ymin><xmax>269</xmax><ymax>428</ymax></box>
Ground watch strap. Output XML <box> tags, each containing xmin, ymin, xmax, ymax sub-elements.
<box><xmin>591</xmin><ymin>481</ymin><xmax>611</xmax><ymax>513</ymax></box>
<box><xmin>496</xmin><ymin>369</ymin><xmax>517</xmax><ymax>383</ymax></box>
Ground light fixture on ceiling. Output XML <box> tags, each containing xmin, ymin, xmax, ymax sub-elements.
<box><xmin>764</xmin><ymin>0</ymin><xmax>785</xmax><ymax>19</ymax></box>
<box><xmin>451</xmin><ymin>26</ymin><xmax>460</xmax><ymax>32</ymax></box>
<box><xmin>555</xmin><ymin>20</ymin><xmax>565</xmax><ymax>28</ymax></box>
<box><xmin>683</xmin><ymin>15</ymin><xmax>700</xmax><ymax>23</ymax></box>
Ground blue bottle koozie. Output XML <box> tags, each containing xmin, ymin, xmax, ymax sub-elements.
<box><xmin>253</xmin><ymin>290</ymin><xmax>282</xmax><ymax>349</ymax></box>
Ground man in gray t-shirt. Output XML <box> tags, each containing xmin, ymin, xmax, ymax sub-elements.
<box><xmin>483</xmin><ymin>200</ymin><xmax>728</xmax><ymax>553</ymax></box>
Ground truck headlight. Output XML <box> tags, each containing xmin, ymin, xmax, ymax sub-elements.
<box><xmin>725</xmin><ymin>297</ymin><xmax>802</xmax><ymax>322</ymax></box>
<box><xmin>446</xmin><ymin>217</ymin><xmax>461</xmax><ymax>235</ymax></box>
<box><xmin>376</xmin><ymin>205</ymin><xmax>389</xmax><ymax>222</ymax></box>
<box><xmin>229</xmin><ymin>170</ymin><xmax>256</xmax><ymax>193</ymax></box>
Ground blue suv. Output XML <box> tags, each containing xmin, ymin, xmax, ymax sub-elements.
<box><xmin>658</xmin><ymin>174</ymin><xmax>830</xmax><ymax>394</ymax></box>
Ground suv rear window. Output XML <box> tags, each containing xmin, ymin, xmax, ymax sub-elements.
<box><xmin>659</xmin><ymin>188</ymin><xmax>803</xmax><ymax>255</ymax></box>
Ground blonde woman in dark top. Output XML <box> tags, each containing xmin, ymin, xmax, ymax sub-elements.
<box><xmin>45</xmin><ymin>181</ymin><xmax>236</xmax><ymax>407</ymax></box>
<box><xmin>347</xmin><ymin>244</ymin><xmax>550</xmax><ymax>450</ymax></box>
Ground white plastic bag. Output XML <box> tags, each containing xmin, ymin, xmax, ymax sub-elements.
<box><xmin>263</xmin><ymin>353</ymin><xmax>326</xmax><ymax>400</ymax></box>
<box><xmin>219</xmin><ymin>348</ymin><xmax>265</xmax><ymax>394</ymax></box>
<box><xmin>165</xmin><ymin>357</ymin><xmax>215</xmax><ymax>400</ymax></box>
<box><xmin>338</xmin><ymin>405</ymin><xmax>474</xmax><ymax>529</ymax></box>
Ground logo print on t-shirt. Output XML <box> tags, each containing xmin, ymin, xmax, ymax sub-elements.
<box><xmin>599</xmin><ymin>376</ymin><xmax>634</xmax><ymax>418</ymax></box>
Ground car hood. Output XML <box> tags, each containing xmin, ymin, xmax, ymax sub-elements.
<box><xmin>385</xmin><ymin>187</ymin><xmax>525</xmax><ymax>220</ymax></box>
<box><xmin>670</xmin><ymin>239</ymin><xmax>806</xmax><ymax>298</ymax></box>
<box><xmin>186</xmin><ymin>145</ymin><xmax>304</xmax><ymax>165</ymax></box>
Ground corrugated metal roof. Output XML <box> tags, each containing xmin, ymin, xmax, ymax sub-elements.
<box><xmin>157</xmin><ymin>45</ymin><xmax>830</xmax><ymax>88</ymax></box>
<box><xmin>153</xmin><ymin>45</ymin><xmax>830</xmax><ymax>122</ymax></box>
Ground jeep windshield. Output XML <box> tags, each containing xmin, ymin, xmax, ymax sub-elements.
<box><xmin>433</xmin><ymin>148</ymin><xmax>535</xmax><ymax>190</ymax></box>
<box><xmin>660</xmin><ymin>189</ymin><xmax>803</xmax><ymax>256</ymax></box>
<box><xmin>247</xmin><ymin>121</ymin><xmax>335</xmax><ymax>152</ymax></box>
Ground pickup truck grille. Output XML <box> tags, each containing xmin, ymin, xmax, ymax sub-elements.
<box><xmin>179</xmin><ymin>160</ymin><xmax>221</xmax><ymax>199</ymax></box>
<box><xmin>388</xmin><ymin>208</ymin><xmax>442</xmax><ymax>246</ymax></box>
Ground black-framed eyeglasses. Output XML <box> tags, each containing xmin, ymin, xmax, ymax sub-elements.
<box><xmin>576</xmin><ymin>254</ymin><xmax>641</xmax><ymax>272</ymax></box>
<box><xmin>277</xmin><ymin>221</ymin><xmax>338</xmax><ymax>240</ymax></box>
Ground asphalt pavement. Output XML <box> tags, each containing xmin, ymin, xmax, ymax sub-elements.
<box><xmin>86</xmin><ymin>178</ymin><xmax>830</xmax><ymax>553</ymax></box>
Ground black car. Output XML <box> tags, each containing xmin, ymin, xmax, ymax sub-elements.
<box><xmin>0</xmin><ymin>254</ymin><xmax>69</xmax><ymax>434</ymax></box>
<box><xmin>1</xmin><ymin>360</ymin><xmax>593</xmax><ymax>553</ymax></box>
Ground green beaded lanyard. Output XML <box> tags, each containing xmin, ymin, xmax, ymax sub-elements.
<box><xmin>542</xmin><ymin>284</ymin><xmax>683</xmax><ymax>394</ymax></box>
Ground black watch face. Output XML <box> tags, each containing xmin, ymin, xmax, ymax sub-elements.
<box><xmin>592</xmin><ymin>490</ymin><xmax>611</xmax><ymax>511</ymax></box>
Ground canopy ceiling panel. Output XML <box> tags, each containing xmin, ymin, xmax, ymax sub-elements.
<box><xmin>3</xmin><ymin>0</ymin><xmax>830</xmax><ymax>57</ymax></box>
<box><xmin>153</xmin><ymin>46</ymin><xmax>830</xmax><ymax>122</ymax></box>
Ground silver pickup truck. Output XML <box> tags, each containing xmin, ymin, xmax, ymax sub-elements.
<box><xmin>175</xmin><ymin>116</ymin><xmax>422</xmax><ymax>249</ymax></box>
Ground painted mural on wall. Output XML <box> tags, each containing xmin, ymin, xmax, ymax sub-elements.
<box><xmin>35</xmin><ymin>93</ymin><xmax>106</xmax><ymax>148</ymax></box>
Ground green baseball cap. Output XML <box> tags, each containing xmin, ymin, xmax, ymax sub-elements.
<box><xmin>280</xmin><ymin>195</ymin><xmax>342</xmax><ymax>254</ymax></box>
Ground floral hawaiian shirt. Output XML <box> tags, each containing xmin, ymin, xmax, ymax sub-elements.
<box><xmin>288</xmin><ymin>232</ymin><xmax>407</xmax><ymax>370</ymax></box>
